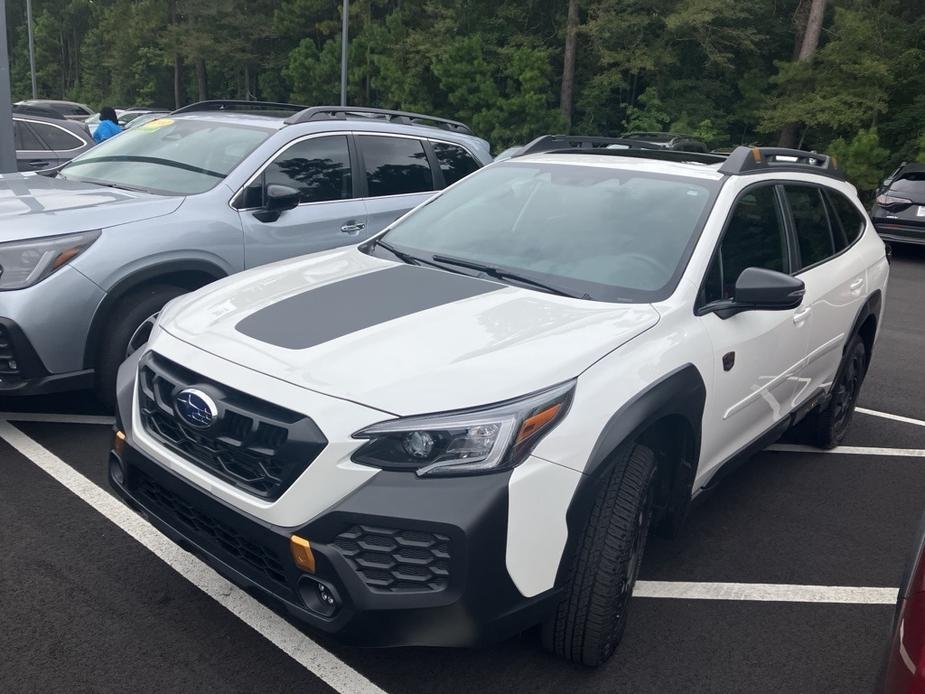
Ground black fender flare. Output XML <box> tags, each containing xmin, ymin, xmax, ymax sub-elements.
<box><xmin>83</xmin><ymin>259</ymin><xmax>227</xmax><ymax>369</ymax></box>
<box><xmin>819</xmin><ymin>289</ymin><xmax>881</xmax><ymax>409</ymax></box>
<box><xmin>553</xmin><ymin>364</ymin><xmax>706</xmax><ymax>588</ymax></box>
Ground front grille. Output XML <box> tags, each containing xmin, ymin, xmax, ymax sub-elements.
<box><xmin>333</xmin><ymin>525</ymin><xmax>452</xmax><ymax>593</ymax></box>
<box><xmin>132</xmin><ymin>468</ymin><xmax>288</xmax><ymax>587</ymax></box>
<box><xmin>0</xmin><ymin>325</ymin><xmax>20</xmax><ymax>376</ymax></box>
<box><xmin>138</xmin><ymin>353</ymin><xmax>327</xmax><ymax>500</ymax></box>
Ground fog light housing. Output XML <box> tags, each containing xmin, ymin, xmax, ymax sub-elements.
<box><xmin>298</xmin><ymin>576</ymin><xmax>339</xmax><ymax>618</ymax></box>
<box><xmin>109</xmin><ymin>451</ymin><xmax>126</xmax><ymax>486</ymax></box>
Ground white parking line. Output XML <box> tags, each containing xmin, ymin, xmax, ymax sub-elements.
<box><xmin>635</xmin><ymin>581</ymin><xmax>897</xmax><ymax>604</ymax></box>
<box><xmin>767</xmin><ymin>443</ymin><xmax>925</xmax><ymax>457</ymax></box>
<box><xmin>0</xmin><ymin>411</ymin><xmax>115</xmax><ymax>426</ymax></box>
<box><xmin>0</xmin><ymin>420</ymin><xmax>387</xmax><ymax>694</ymax></box>
<box><xmin>856</xmin><ymin>407</ymin><xmax>925</xmax><ymax>428</ymax></box>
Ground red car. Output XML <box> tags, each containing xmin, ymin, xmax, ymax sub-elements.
<box><xmin>882</xmin><ymin>514</ymin><xmax>925</xmax><ymax>692</ymax></box>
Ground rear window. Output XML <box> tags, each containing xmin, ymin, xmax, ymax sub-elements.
<box><xmin>784</xmin><ymin>185</ymin><xmax>835</xmax><ymax>268</ymax></box>
<box><xmin>432</xmin><ymin>142</ymin><xmax>480</xmax><ymax>186</ymax></box>
<box><xmin>13</xmin><ymin>120</ymin><xmax>45</xmax><ymax>150</ymax></box>
<box><xmin>891</xmin><ymin>174</ymin><xmax>925</xmax><ymax>198</ymax></box>
<box><xmin>358</xmin><ymin>135</ymin><xmax>433</xmax><ymax>197</ymax></box>
<box><xmin>32</xmin><ymin>123</ymin><xmax>84</xmax><ymax>150</ymax></box>
<box><xmin>825</xmin><ymin>190</ymin><xmax>865</xmax><ymax>249</ymax></box>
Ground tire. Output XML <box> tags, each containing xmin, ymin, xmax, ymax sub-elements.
<box><xmin>95</xmin><ymin>284</ymin><xmax>187</xmax><ymax>406</ymax></box>
<box><xmin>802</xmin><ymin>335</ymin><xmax>867</xmax><ymax>450</ymax></box>
<box><xmin>541</xmin><ymin>442</ymin><xmax>657</xmax><ymax>666</ymax></box>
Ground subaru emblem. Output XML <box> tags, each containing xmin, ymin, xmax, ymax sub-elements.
<box><xmin>175</xmin><ymin>388</ymin><xmax>218</xmax><ymax>429</ymax></box>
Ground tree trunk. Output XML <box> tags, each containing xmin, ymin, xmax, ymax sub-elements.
<box><xmin>560</xmin><ymin>0</ymin><xmax>579</xmax><ymax>130</ymax></box>
<box><xmin>195</xmin><ymin>59</ymin><xmax>208</xmax><ymax>101</ymax></box>
<box><xmin>778</xmin><ymin>0</ymin><xmax>827</xmax><ymax>147</ymax></box>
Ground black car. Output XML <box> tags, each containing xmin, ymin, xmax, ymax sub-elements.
<box><xmin>13</xmin><ymin>114</ymin><xmax>94</xmax><ymax>172</ymax></box>
<box><xmin>620</xmin><ymin>131</ymin><xmax>709</xmax><ymax>153</ymax></box>
<box><xmin>14</xmin><ymin>99</ymin><xmax>94</xmax><ymax>122</ymax></box>
<box><xmin>871</xmin><ymin>162</ymin><xmax>925</xmax><ymax>245</ymax></box>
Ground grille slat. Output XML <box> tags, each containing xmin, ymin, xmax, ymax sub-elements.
<box><xmin>333</xmin><ymin>525</ymin><xmax>453</xmax><ymax>593</ymax></box>
<box><xmin>138</xmin><ymin>354</ymin><xmax>326</xmax><ymax>500</ymax></box>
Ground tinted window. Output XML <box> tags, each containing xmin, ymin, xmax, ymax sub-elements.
<box><xmin>379</xmin><ymin>162</ymin><xmax>719</xmax><ymax>302</ymax></box>
<box><xmin>32</xmin><ymin>123</ymin><xmax>83</xmax><ymax>150</ymax></box>
<box><xmin>785</xmin><ymin>185</ymin><xmax>834</xmax><ymax>268</ymax></box>
<box><xmin>359</xmin><ymin>136</ymin><xmax>433</xmax><ymax>197</ymax></box>
<box><xmin>432</xmin><ymin>142</ymin><xmax>480</xmax><ymax>186</ymax></box>
<box><xmin>264</xmin><ymin>135</ymin><xmax>352</xmax><ymax>204</ymax></box>
<box><xmin>826</xmin><ymin>190</ymin><xmax>865</xmax><ymax>249</ymax></box>
<box><xmin>703</xmin><ymin>185</ymin><xmax>787</xmax><ymax>303</ymax></box>
<box><xmin>14</xmin><ymin>121</ymin><xmax>45</xmax><ymax>150</ymax></box>
<box><xmin>891</xmin><ymin>174</ymin><xmax>925</xmax><ymax>198</ymax></box>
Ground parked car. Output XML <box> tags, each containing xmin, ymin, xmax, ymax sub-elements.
<box><xmin>108</xmin><ymin>137</ymin><xmax>887</xmax><ymax>666</ymax></box>
<box><xmin>14</xmin><ymin>99</ymin><xmax>94</xmax><ymax>122</ymax></box>
<box><xmin>86</xmin><ymin>107</ymin><xmax>169</xmax><ymax>129</ymax></box>
<box><xmin>621</xmin><ymin>131</ymin><xmax>709</xmax><ymax>153</ymax></box>
<box><xmin>123</xmin><ymin>111</ymin><xmax>170</xmax><ymax>130</ymax></box>
<box><xmin>13</xmin><ymin>114</ymin><xmax>94</xmax><ymax>172</ymax></box>
<box><xmin>879</xmin><ymin>511</ymin><xmax>925</xmax><ymax>693</ymax></box>
<box><xmin>871</xmin><ymin>162</ymin><xmax>925</xmax><ymax>245</ymax></box>
<box><xmin>0</xmin><ymin>100</ymin><xmax>490</xmax><ymax>402</ymax></box>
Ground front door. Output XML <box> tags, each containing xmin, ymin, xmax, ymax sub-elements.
<box><xmin>697</xmin><ymin>184</ymin><xmax>811</xmax><ymax>477</ymax></box>
<box><xmin>238</xmin><ymin>133</ymin><xmax>368</xmax><ymax>268</ymax></box>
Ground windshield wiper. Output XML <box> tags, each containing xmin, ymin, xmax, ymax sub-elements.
<box><xmin>431</xmin><ymin>254</ymin><xmax>588</xmax><ymax>299</ymax></box>
<box><xmin>372</xmin><ymin>239</ymin><xmax>462</xmax><ymax>273</ymax></box>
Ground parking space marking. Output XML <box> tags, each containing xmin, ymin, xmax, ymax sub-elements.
<box><xmin>635</xmin><ymin>581</ymin><xmax>897</xmax><ymax>604</ymax></box>
<box><xmin>856</xmin><ymin>407</ymin><xmax>925</xmax><ymax>428</ymax></box>
<box><xmin>0</xmin><ymin>420</ymin><xmax>388</xmax><ymax>694</ymax></box>
<box><xmin>0</xmin><ymin>412</ymin><xmax>115</xmax><ymax>426</ymax></box>
<box><xmin>768</xmin><ymin>443</ymin><xmax>925</xmax><ymax>457</ymax></box>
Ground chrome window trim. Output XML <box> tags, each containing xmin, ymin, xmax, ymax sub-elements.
<box><xmin>14</xmin><ymin>116</ymin><xmax>88</xmax><ymax>152</ymax></box>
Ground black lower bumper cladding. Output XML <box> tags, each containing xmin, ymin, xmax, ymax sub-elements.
<box><xmin>109</xmin><ymin>442</ymin><xmax>559</xmax><ymax>647</ymax></box>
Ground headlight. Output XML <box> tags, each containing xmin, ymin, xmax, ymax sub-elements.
<box><xmin>352</xmin><ymin>380</ymin><xmax>575</xmax><ymax>477</ymax></box>
<box><xmin>0</xmin><ymin>230</ymin><xmax>101</xmax><ymax>290</ymax></box>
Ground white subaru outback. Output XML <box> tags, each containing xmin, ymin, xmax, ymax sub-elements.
<box><xmin>110</xmin><ymin>138</ymin><xmax>889</xmax><ymax>666</ymax></box>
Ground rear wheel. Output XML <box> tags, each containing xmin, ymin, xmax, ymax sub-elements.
<box><xmin>541</xmin><ymin>442</ymin><xmax>656</xmax><ymax>666</ymax></box>
<box><xmin>95</xmin><ymin>284</ymin><xmax>186</xmax><ymax>406</ymax></box>
<box><xmin>802</xmin><ymin>335</ymin><xmax>867</xmax><ymax>449</ymax></box>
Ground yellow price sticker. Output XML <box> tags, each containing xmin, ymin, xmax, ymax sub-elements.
<box><xmin>139</xmin><ymin>117</ymin><xmax>174</xmax><ymax>131</ymax></box>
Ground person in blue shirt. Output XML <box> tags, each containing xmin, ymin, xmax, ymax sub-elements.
<box><xmin>92</xmin><ymin>106</ymin><xmax>122</xmax><ymax>143</ymax></box>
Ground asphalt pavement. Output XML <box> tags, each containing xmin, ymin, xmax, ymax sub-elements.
<box><xmin>2</xmin><ymin>246</ymin><xmax>924</xmax><ymax>694</ymax></box>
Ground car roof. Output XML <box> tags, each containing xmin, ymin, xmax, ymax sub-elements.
<box><xmin>13</xmin><ymin>113</ymin><xmax>88</xmax><ymax>132</ymax></box>
<box><xmin>507</xmin><ymin>152</ymin><xmax>726</xmax><ymax>181</ymax></box>
<box><xmin>896</xmin><ymin>162</ymin><xmax>925</xmax><ymax>177</ymax></box>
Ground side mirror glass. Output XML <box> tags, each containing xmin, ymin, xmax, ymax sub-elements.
<box><xmin>712</xmin><ymin>267</ymin><xmax>805</xmax><ymax>319</ymax></box>
<box><xmin>253</xmin><ymin>184</ymin><xmax>301</xmax><ymax>222</ymax></box>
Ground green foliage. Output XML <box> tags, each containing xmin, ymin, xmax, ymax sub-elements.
<box><xmin>2</xmin><ymin>0</ymin><xmax>923</xmax><ymax>179</ymax></box>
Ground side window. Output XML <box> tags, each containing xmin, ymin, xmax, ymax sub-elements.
<box><xmin>264</xmin><ymin>135</ymin><xmax>352</xmax><ymax>204</ymax></box>
<box><xmin>825</xmin><ymin>190</ymin><xmax>865</xmax><ymax>250</ymax></box>
<box><xmin>784</xmin><ymin>185</ymin><xmax>835</xmax><ymax>268</ymax></box>
<box><xmin>359</xmin><ymin>135</ymin><xmax>433</xmax><ymax>197</ymax></box>
<box><xmin>33</xmin><ymin>123</ymin><xmax>83</xmax><ymax>150</ymax></box>
<box><xmin>702</xmin><ymin>185</ymin><xmax>787</xmax><ymax>304</ymax></box>
<box><xmin>432</xmin><ymin>142</ymin><xmax>480</xmax><ymax>186</ymax></box>
<box><xmin>15</xmin><ymin>121</ymin><xmax>46</xmax><ymax>150</ymax></box>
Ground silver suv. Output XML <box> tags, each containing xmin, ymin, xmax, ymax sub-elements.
<box><xmin>0</xmin><ymin>101</ymin><xmax>490</xmax><ymax>403</ymax></box>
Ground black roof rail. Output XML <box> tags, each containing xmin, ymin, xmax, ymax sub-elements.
<box><xmin>171</xmin><ymin>100</ymin><xmax>309</xmax><ymax>115</ymax></box>
<box><xmin>283</xmin><ymin>105</ymin><xmax>474</xmax><ymax>135</ymax></box>
<box><xmin>515</xmin><ymin>135</ymin><xmax>662</xmax><ymax>157</ymax></box>
<box><xmin>719</xmin><ymin>146</ymin><xmax>845</xmax><ymax>180</ymax></box>
<box><xmin>12</xmin><ymin>103</ymin><xmax>65</xmax><ymax>120</ymax></box>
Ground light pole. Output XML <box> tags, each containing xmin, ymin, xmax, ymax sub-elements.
<box><xmin>0</xmin><ymin>0</ymin><xmax>16</xmax><ymax>172</ymax></box>
<box><xmin>26</xmin><ymin>0</ymin><xmax>36</xmax><ymax>99</ymax></box>
<box><xmin>340</xmin><ymin>0</ymin><xmax>348</xmax><ymax>106</ymax></box>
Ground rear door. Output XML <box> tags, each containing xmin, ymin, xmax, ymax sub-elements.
<box><xmin>237</xmin><ymin>133</ymin><xmax>368</xmax><ymax>268</ymax></box>
<box><xmin>355</xmin><ymin>134</ymin><xmax>440</xmax><ymax>234</ymax></box>
<box><xmin>29</xmin><ymin>120</ymin><xmax>89</xmax><ymax>168</ymax></box>
<box><xmin>782</xmin><ymin>184</ymin><xmax>868</xmax><ymax>408</ymax></box>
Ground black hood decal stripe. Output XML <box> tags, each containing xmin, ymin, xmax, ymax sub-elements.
<box><xmin>235</xmin><ymin>264</ymin><xmax>502</xmax><ymax>350</ymax></box>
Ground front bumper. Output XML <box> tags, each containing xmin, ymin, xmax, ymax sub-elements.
<box><xmin>109</xmin><ymin>440</ymin><xmax>559</xmax><ymax>648</ymax></box>
<box><xmin>0</xmin><ymin>317</ymin><xmax>93</xmax><ymax>395</ymax></box>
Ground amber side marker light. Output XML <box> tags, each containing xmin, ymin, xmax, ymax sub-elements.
<box><xmin>290</xmin><ymin>535</ymin><xmax>316</xmax><ymax>573</ymax></box>
<box><xmin>113</xmin><ymin>430</ymin><xmax>126</xmax><ymax>456</ymax></box>
<box><xmin>515</xmin><ymin>403</ymin><xmax>562</xmax><ymax>445</ymax></box>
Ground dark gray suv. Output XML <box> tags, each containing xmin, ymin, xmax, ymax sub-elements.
<box><xmin>0</xmin><ymin>101</ymin><xmax>490</xmax><ymax>402</ymax></box>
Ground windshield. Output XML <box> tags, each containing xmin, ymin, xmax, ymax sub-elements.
<box><xmin>375</xmin><ymin>161</ymin><xmax>721</xmax><ymax>302</ymax></box>
<box><xmin>61</xmin><ymin>118</ymin><xmax>273</xmax><ymax>195</ymax></box>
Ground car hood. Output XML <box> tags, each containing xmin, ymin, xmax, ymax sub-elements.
<box><xmin>0</xmin><ymin>172</ymin><xmax>182</xmax><ymax>241</ymax></box>
<box><xmin>159</xmin><ymin>247</ymin><xmax>660</xmax><ymax>415</ymax></box>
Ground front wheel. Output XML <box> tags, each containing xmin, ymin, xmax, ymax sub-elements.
<box><xmin>541</xmin><ymin>442</ymin><xmax>656</xmax><ymax>666</ymax></box>
<box><xmin>95</xmin><ymin>284</ymin><xmax>187</xmax><ymax>406</ymax></box>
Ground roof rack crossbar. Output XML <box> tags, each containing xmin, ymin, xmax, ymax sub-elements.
<box><xmin>515</xmin><ymin>135</ymin><xmax>662</xmax><ymax>157</ymax></box>
<box><xmin>171</xmin><ymin>100</ymin><xmax>309</xmax><ymax>115</ymax></box>
<box><xmin>719</xmin><ymin>146</ymin><xmax>845</xmax><ymax>180</ymax></box>
<box><xmin>283</xmin><ymin>105</ymin><xmax>474</xmax><ymax>135</ymax></box>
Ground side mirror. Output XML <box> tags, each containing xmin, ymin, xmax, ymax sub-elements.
<box><xmin>253</xmin><ymin>184</ymin><xmax>301</xmax><ymax>222</ymax></box>
<box><xmin>712</xmin><ymin>267</ymin><xmax>805</xmax><ymax>319</ymax></box>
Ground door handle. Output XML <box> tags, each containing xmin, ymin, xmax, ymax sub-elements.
<box><xmin>340</xmin><ymin>221</ymin><xmax>366</xmax><ymax>234</ymax></box>
<box><xmin>849</xmin><ymin>278</ymin><xmax>864</xmax><ymax>291</ymax></box>
<box><xmin>27</xmin><ymin>160</ymin><xmax>51</xmax><ymax>169</ymax></box>
<box><xmin>793</xmin><ymin>306</ymin><xmax>812</xmax><ymax>324</ymax></box>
